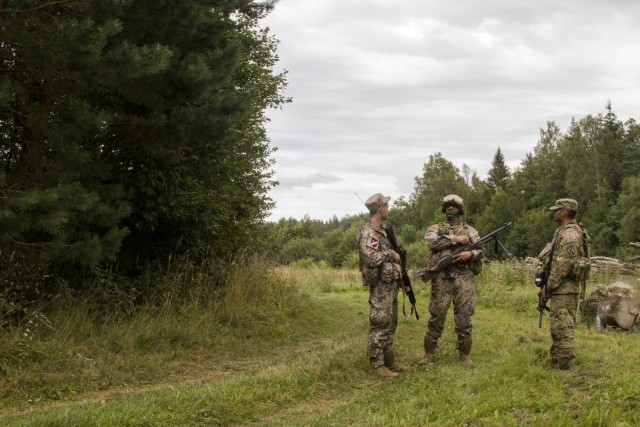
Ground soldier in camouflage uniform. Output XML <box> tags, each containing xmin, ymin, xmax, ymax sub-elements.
<box><xmin>539</xmin><ymin>198</ymin><xmax>589</xmax><ymax>370</ymax></box>
<box><xmin>357</xmin><ymin>193</ymin><xmax>409</xmax><ymax>378</ymax></box>
<box><xmin>419</xmin><ymin>195</ymin><xmax>484</xmax><ymax>366</ymax></box>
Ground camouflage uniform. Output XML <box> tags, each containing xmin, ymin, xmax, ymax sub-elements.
<box><xmin>547</xmin><ymin>219</ymin><xmax>585</xmax><ymax>368</ymax></box>
<box><xmin>357</xmin><ymin>222</ymin><xmax>402</xmax><ymax>368</ymax></box>
<box><xmin>423</xmin><ymin>220</ymin><xmax>483</xmax><ymax>356</ymax></box>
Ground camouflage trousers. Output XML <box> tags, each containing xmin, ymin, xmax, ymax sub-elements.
<box><xmin>549</xmin><ymin>293</ymin><xmax>578</xmax><ymax>366</ymax></box>
<box><xmin>368</xmin><ymin>280</ymin><xmax>399</xmax><ymax>367</ymax></box>
<box><xmin>426</xmin><ymin>274</ymin><xmax>475</xmax><ymax>340</ymax></box>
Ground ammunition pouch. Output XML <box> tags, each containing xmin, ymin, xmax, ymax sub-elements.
<box><xmin>418</xmin><ymin>252</ymin><xmax>439</xmax><ymax>283</ymax></box>
<box><xmin>361</xmin><ymin>268</ymin><xmax>379</xmax><ymax>287</ymax></box>
<box><xmin>572</xmin><ymin>256</ymin><xmax>591</xmax><ymax>283</ymax></box>
<box><xmin>380</xmin><ymin>262</ymin><xmax>401</xmax><ymax>283</ymax></box>
<box><xmin>470</xmin><ymin>258</ymin><xmax>482</xmax><ymax>275</ymax></box>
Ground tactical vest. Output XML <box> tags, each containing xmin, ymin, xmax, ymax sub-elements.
<box><xmin>424</xmin><ymin>222</ymin><xmax>481</xmax><ymax>276</ymax></box>
<box><xmin>358</xmin><ymin>223</ymin><xmax>400</xmax><ymax>287</ymax></box>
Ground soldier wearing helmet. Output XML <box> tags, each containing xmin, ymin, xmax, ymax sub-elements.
<box><xmin>419</xmin><ymin>194</ymin><xmax>484</xmax><ymax>366</ymax></box>
<box><xmin>441</xmin><ymin>194</ymin><xmax>465</xmax><ymax>215</ymax></box>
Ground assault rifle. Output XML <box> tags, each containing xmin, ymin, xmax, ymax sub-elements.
<box><xmin>535</xmin><ymin>265</ymin><xmax>551</xmax><ymax>328</ymax></box>
<box><xmin>429</xmin><ymin>222</ymin><xmax>514</xmax><ymax>272</ymax></box>
<box><xmin>535</xmin><ymin>240</ymin><xmax>555</xmax><ymax>328</ymax></box>
<box><xmin>384</xmin><ymin>223</ymin><xmax>419</xmax><ymax>320</ymax></box>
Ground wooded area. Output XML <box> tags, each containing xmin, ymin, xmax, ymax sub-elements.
<box><xmin>1</xmin><ymin>1</ymin><xmax>288</xmax><ymax>309</ymax></box>
<box><xmin>2</xmin><ymin>1</ymin><xmax>640</xmax><ymax>314</ymax></box>
<box><xmin>265</xmin><ymin>105</ymin><xmax>640</xmax><ymax>269</ymax></box>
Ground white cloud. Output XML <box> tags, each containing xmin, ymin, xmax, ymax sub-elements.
<box><xmin>262</xmin><ymin>0</ymin><xmax>640</xmax><ymax>221</ymax></box>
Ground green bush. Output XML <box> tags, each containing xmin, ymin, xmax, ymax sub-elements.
<box><xmin>405</xmin><ymin>240</ymin><xmax>429</xmax><ymax>271</ymax></box>
<box><xmin>278</xmin><ymin>238</ymin><xmax>326</xmax><ymax>264</ymax></box>
<box><xmin>0</xmin><ymin>252</ymin><xmax>67</xmax><ymax>317</ymax></box>
<box><xmin>341</xmin><ymin>251</ymin><xmax>360</xmax><ymax>269</ymax></box>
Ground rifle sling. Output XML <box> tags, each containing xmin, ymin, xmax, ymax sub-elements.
<box><xmin>401</xmin><ymin>286</ymin><xmax>419</xmax><ymax>320</ymax></box>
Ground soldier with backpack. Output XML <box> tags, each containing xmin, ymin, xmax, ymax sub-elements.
<box><xmin>538</xmin><ymin>198</ymin><xmax>590</xmax><ymax>370</ymax></box>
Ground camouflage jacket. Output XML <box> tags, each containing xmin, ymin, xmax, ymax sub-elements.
<box><xmin>547</xmin><ymin>220</ymin><xmax>586</xmax><ymax>295</ymax></box>
<box><xmin>424</xmin><ymin>221</ymin><xmax>484</xmax><ymax>278</ymax></box>
<box><xmin>357</xmin><ymin>222</ymin><xmax>402</xmax><ymax>286</ymax></box>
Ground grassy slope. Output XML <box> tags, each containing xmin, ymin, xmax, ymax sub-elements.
<box><xmin>1</xmin><ymin>267</ymin><xmax>640</xmax><ymax>426</ymax></box>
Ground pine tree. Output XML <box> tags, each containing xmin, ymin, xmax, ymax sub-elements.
<box><xmin>1</xmin><ymin>1</ymin><xmax>132</xmax><ymax>270</ymax></box>
<box><xmin>1</xmin><ymin>1</ymin><xmax>289</xmax><ymax>295</ymax></box>
<box><xmin>487</xmin><ymin>147</ymin><xmax>511</xmax><ymax>191</ymax></box>
<box><xmin>97</xmin><ymin>0</ymin><xmax>289</xmax><ymax>265</ymax></box>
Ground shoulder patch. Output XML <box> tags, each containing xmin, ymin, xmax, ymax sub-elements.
<box><xmin>369</xmin><ymin>236</ymin><xmax>379</xmax><ymax>249</ymax></box>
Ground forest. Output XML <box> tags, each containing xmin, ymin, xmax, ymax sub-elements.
<box><xmin>3</xmin><ymin>2</ymin><xmax>640</xmax><ymax>424</ymax></box>
<box><xmin>265</xmin><ymin>107</ymin><xmax>640</xmax><ymax>271</ymax></box>
<box><xmin>1</xmin><ymin>0</ymin><xmax>288</xmax><ymax>312</ymax></box>
<box><xmin>2</xmin><ymin>1</ymin><xmax>640</xmax><ymax>314</ymax></box>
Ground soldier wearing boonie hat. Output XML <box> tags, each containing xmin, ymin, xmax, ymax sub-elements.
<box><xmin>365</xmin><ymin>193</ymin><xmax>391</xmax><ymax>214</ymax></box>
<box><xmin>539</xmin><ymin>197</ymin><xmax>590</xmax><ymax>370</ymax></box>
<box><xmin>356</xmin><ymin>193</ymin><xmax>408</xmax><ymax>378</ymax></box>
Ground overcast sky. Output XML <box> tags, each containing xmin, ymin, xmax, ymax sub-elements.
<box><xmin>260</xmin><ymin>0</ymin><xmax>640</xmax><ymax>222</ymax></box>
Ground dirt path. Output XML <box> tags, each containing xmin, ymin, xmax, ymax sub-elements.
<box><xmin>0</xmin><ymin>292</ymin><xmax>391</xmax><ymax>425</ymax></box>
<box><xmin>1</xmin><ymin>335</ymin><xmax>355</xmax><ymax>419</ymax></box>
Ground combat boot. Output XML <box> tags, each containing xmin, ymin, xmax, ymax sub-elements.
<box><xmin>370</xmin><ymin>366</ymin><xmax>399</xmax><ymax>378</ymax></box>
<box><xmin>458</xmin><ymin>336</ymin><xmax>473</xmax><ymax>366</ymax></box>
<box><xmin>418</xmin><ymin>333</ymin><xmax>438</xmax><ymax>365</ymax></box>
<box><xmin>384</xmin><ymin>350</ymin><xmax>409</xmax><ymax>373</ymax></box>
<box><xmin>556</xmin><ymin>355</ymin><xmax>576</xmax><ymax>370</ymax></box>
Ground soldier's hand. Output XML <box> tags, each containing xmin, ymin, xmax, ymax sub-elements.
<box><xmin>454</xmin><ymin>235</ymin><xmax>470</xmax><ymax>245</ymax></box>
<box><xmin>400</xmin><ymin>281</ymin><xmax>410</xmax><ymax>294</ymax></box>
<box><xmin>538</xmin><ymin>289</ymin><xmax>551</xmax><ymax>300</ymax></box>
<box><xmin>389</xmin><ymin>250</ymin><xmax>401</xmax><ymax>263</ymax></box>
<box><xmin>452</xmin><ymin>251</ymin><xmax>472</xmax><ymax>263</ymax></box>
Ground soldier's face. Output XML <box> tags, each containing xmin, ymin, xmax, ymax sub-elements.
<box><xmin>379</xmin><ymin>203</ymin><xmax>389</xmax><ymax>220</ymax></box>
<box><xmin>552</xmin><ymin>208</ymin><xmax>565</xmax><ymax>223</ymax></box>
<box><xmin>445</xmin><ymin>204</ymin><xmax>460</xmax><ymax>217</ymax></box>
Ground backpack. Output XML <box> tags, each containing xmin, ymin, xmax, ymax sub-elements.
<box><xmin>570</xmin><ymin>224</ymin><xmax>591</xmax><ymax>300</ymax></box>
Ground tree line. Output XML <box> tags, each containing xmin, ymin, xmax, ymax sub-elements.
<box><xmin>1</xmin><ymin>1</ymin><xmax>287</xmax><ymax>308</ymax></box>
<box><xmin>264</xmin><ymin>103</ymin><xmax>640</xmax><ymax>269</ymax></box>
<box><xmin>2</xmin><ymin>2</ymin><xmax>639</xmax><ymax>313</ymax></box>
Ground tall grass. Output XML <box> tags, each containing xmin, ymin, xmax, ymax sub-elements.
<box><xmin>277</xmin><ymin>265</ymin><xmax>362</xmax><ymax>294</ymax></box>
<box><xmin>0</xmin><ymin>255</ymin><xmax>313</xmax><ymax>408</ymax></box>
<box><xmin>3</xmin><ymin>260</ymin><xmax>640</xmax><ymax>426</ymax></box>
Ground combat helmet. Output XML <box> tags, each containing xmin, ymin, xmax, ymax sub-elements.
<box><xmin>441</xmin><ymin>194</ymin><xmax>464</xmax><ymax>215</ymax></box>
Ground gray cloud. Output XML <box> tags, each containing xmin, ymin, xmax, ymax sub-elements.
<box><xmin>262</xmin><ymin>0</ymin><xmax>640</xmax><ymax>221</ymax></box>
<box><xmin>277</xmin><ymin>173</ymin><xmax>343</xmax><ymax>189</ymax></box>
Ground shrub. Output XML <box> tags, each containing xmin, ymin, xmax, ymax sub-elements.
<box><xmin>278</xmin><ymin>238</ymin><xmax>326</xmax><ymax>264</ymax></box>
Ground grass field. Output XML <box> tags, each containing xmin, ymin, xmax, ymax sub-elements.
<box><xmin>1</xmin><ymin>262</ymin><xmax>639</xmax><ymax>426</ymax></box>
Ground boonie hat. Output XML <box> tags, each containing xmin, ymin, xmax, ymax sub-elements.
<box><xmin>549</xmin><ymin>198</ymin><xmax>578</xmax><ymax>211</ymax></box>
<box><xmin>365</xmin><ymin>193</ymin><xmax>391</xmax><ymax>213</ymax></box>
